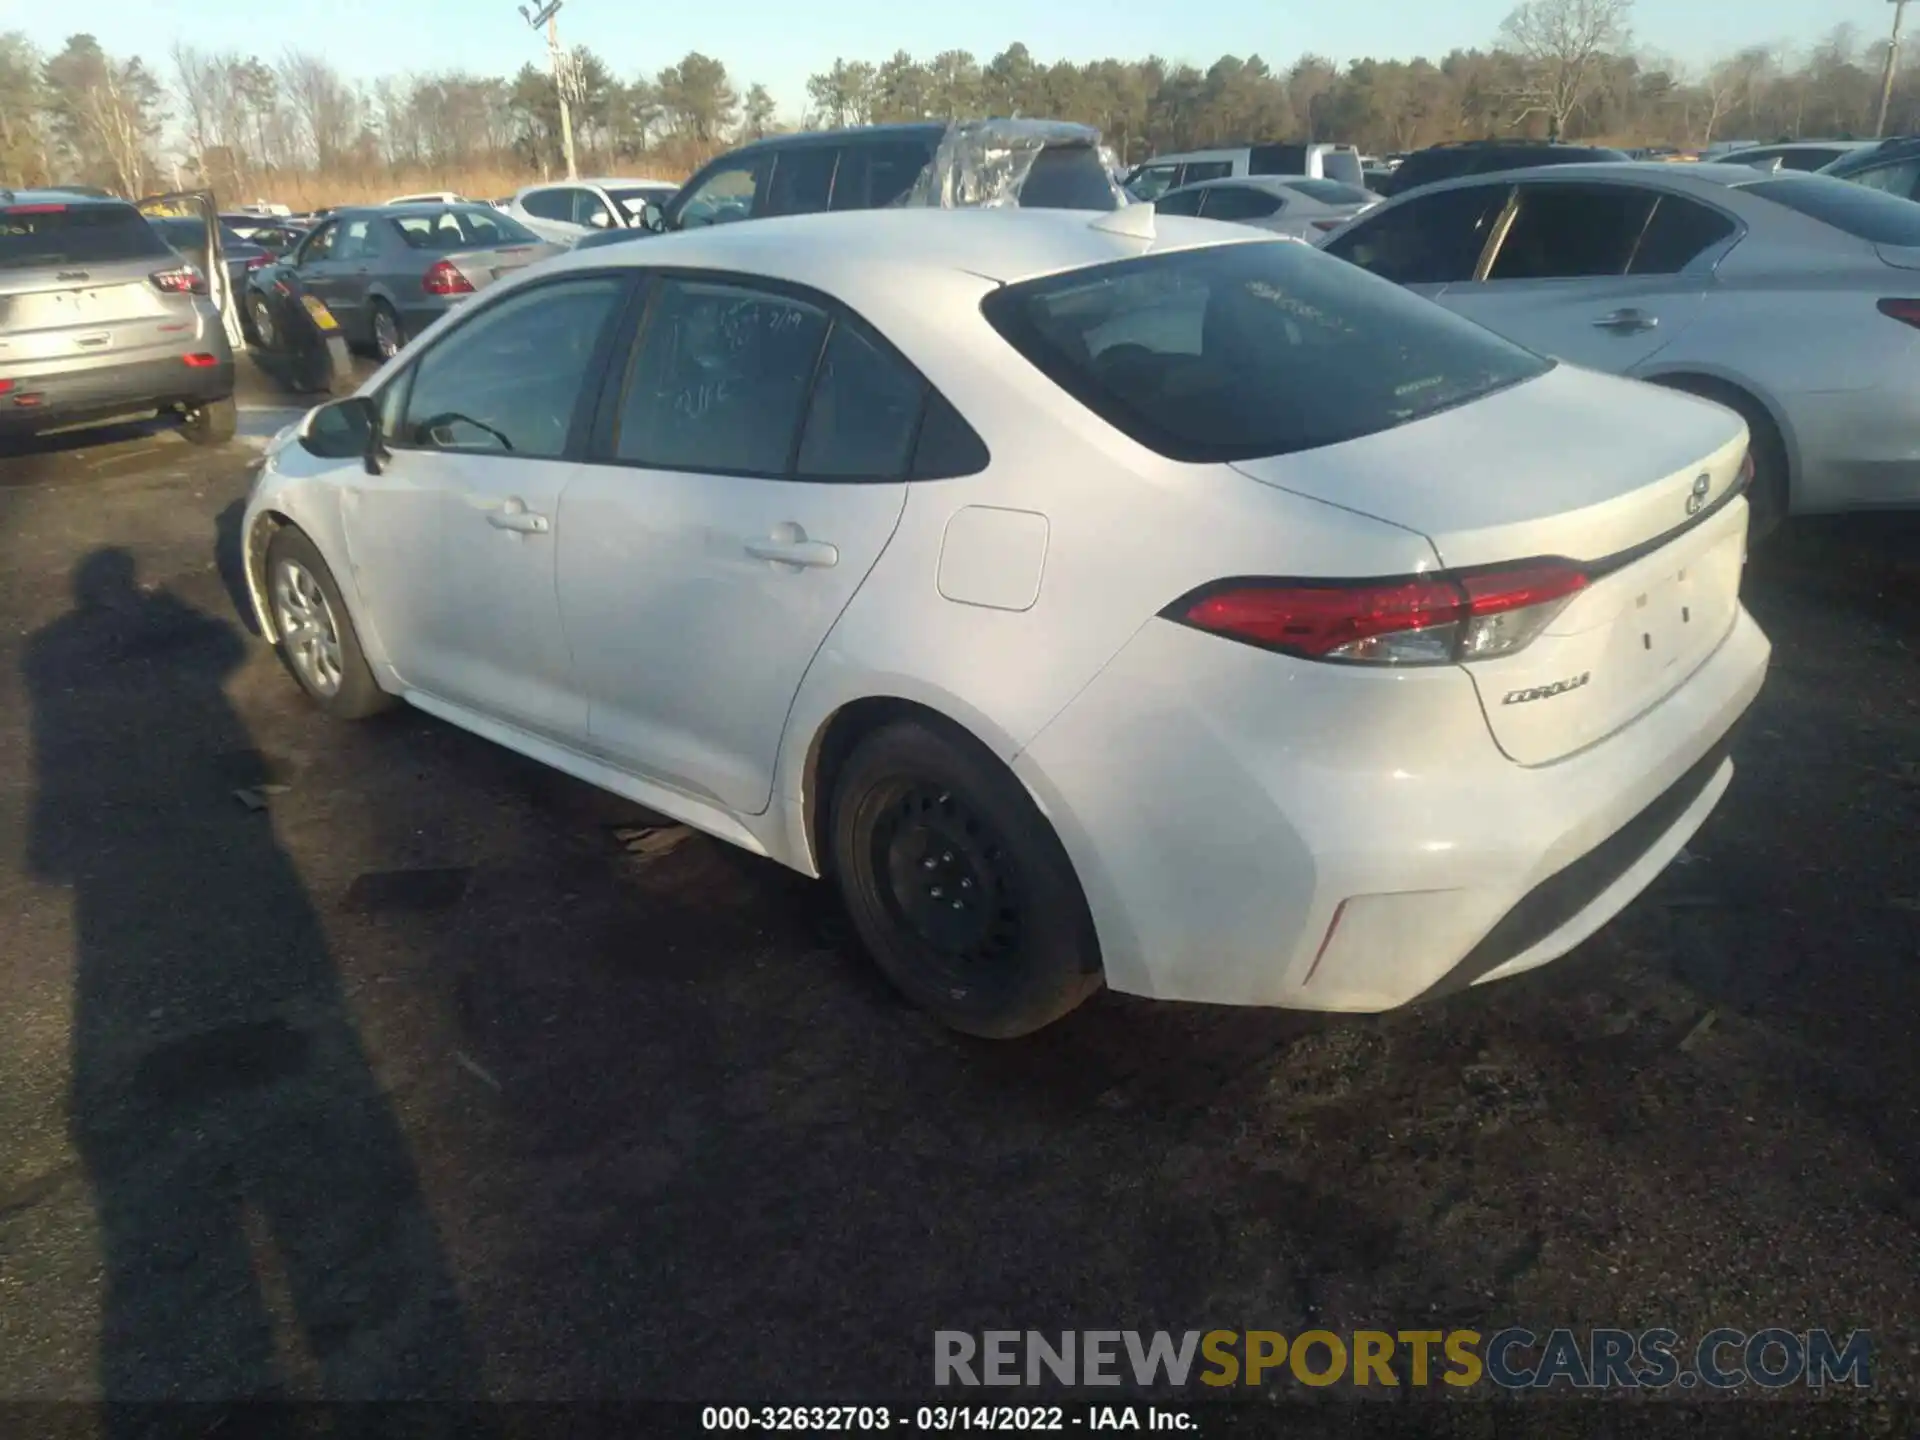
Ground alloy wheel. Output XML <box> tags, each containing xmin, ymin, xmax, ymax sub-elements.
<box><xmin>271</xmin><ymin>559</ymin><xmax>344</xmax><ymax>697</ymax></box>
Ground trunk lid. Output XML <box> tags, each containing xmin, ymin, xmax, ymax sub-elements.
<box><xmin>0</xmin><ymin>258</ymin><xmax>185</xmax><ymax>364</ymax></box>
<box><xmin>1231</xmin><ymin>364</ymin><xmax>1753</xmax><ymax>765</ymax></box>
<box><xmin>453</xmin><ymin>241</ymin><xmax>562</xmax><ymax>289</ymax></box>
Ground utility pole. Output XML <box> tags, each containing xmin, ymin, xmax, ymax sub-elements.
<box><xmin>1879</xmin><ymin>0</ymin><xmax>1909</xmax><ymax>138</ymax></box>
<box><xmin>519</xmin><ymin>0</ymin><xmax>578</xmax><ymax>179</ymax></box>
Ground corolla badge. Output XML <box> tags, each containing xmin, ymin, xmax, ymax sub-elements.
<box><xmin>1502</xmin><ymin>673</ymin><xmax>1591</xmax><ymax>706</ymax></box>
<box><xmin>1686</xmin><ymin>473</ymin><xmax>1711</xmax><ymax>516</ymax></box>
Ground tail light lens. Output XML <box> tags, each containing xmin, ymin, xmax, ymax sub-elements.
<box><xmin>1878</xmin><ymin>298</ymin><xmax>1920</xmax><ymax>329</ymax></box>
<box><xmin>246</xmin><ymin>253</ymin><xmax>273</xmax><ymax>270</ymax></box>
<box><xmin>150</xmin><ymin>264</ymin><xmax>207</xmax><ymax>296</ymax></box>
<box><xmin>423</xmin><ymin>259</ymin><xmax>474</xmax><ymax>295</ymax></box>
<box><xmin>182</xmin><ymin>353</ymin><xmax>220</xmax><ymax>368</ymax></box>
<box><xmin>1167</xmin><ymin>561</ymin><xmax>1590</xmax><ymax>666</ymax></box>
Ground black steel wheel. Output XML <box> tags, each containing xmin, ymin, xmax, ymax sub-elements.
<box><xmin>830</xmin><ymin>719</ymin><xmax>1102</xmax><ymax>1038</ymax></box>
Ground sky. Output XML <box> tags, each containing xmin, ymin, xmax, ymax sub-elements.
<box><xmin>0</xmin><ymin>0</ymin><xmax>1878</xmax><ymax>121</ymax></box>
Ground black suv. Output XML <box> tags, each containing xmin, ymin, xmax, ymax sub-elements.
<box><xmin>574</xmin><ymin>120</ymin><xmax>1121</xmax><ymax>251</ymax></box>
<box><xmin>1380</xmin><ymin>140</ymin><xmax>1632</xmax><ymax>197</ymax></box>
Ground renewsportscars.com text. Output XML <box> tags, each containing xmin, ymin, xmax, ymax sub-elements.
<box><xmin>934</xmin><ymin>1328</ymin><xmax>1872</xmax><ymax>1391</ymax></box>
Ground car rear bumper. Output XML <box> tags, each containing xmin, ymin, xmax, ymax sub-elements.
<box><xmin>1013</xmin><ymin>604</ymin><xmax>1771</xmax><ymax>1012</ymax></box>
<box><xmin>0</xmin><ymin>353</ymin><xmax>234</xmax><ymax>435</ymax></box>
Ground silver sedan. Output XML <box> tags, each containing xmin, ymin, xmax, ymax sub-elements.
<box><xmin>1152</xmin><ymin>175</ymin><xmax>1383</xmax><ymax>241</ymax></box>
<box><xmin>1317</xmin><ymin>162</ymin><xmax>1920</xmax><ymax>535</ymax></box>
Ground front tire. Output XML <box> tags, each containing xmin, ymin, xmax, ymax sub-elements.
<box><xmin>829</xmin><ymin>720</ymin><xmax>1102</xmax><ymax>1038</ymax></box>
<box><xmin>264</xmin><ymin>526</ymin><xmax>392</xmax><ymax>720</ymax></box>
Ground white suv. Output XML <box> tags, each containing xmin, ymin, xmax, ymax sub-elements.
<box><xmin>503</xmin><ymin>178</ymin><xmax>679</xmax><ymax>243</ymax></box>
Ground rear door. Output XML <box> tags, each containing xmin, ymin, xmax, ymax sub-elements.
<box><xmin>136</xmin><ymin>190</ymin><xmax>237</xmax><ymax>344</ymax></box>
<box><xmin>556</xmin><ymin>274</ymin><xmax>916</xmax><ymax>813</ymax></box>
<box><xmin>1436</xmin><ymin>181</ymin><xmax>1732</xmax><ymax>373</ymax></box>
<box><xmin>0</xmin><ymin>199</ymin><xmax>191</xmax><ymax>368</ymax></box>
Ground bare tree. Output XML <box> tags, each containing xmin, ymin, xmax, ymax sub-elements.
<box><xmin>1697</xmin><ymin>47</ymin><xmax>1770</xmax><ymax>146</ymax></box>
<box><xmin>277</xmin><ymin>49</ymin><xmax>358</xmax><ymax>169</ymax></box>
<box><xmin>1500</xmin><ymin>0</ymin><xmax>1634</xmax><ymax>138</ymax></box>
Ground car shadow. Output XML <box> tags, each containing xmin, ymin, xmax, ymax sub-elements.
<box><xmin>23</xmin><ymin>548</ymin><xmax>480</xmax><ymax>1408</ymax></box>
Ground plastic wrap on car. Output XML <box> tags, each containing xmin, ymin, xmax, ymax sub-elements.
<box><xmin>894</xmin><ymin>118</ymin><xmax>1132</xmax><ymax>210</ymax></box>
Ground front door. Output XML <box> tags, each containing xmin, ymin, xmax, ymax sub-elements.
<box><xmin>557</xmin><ymin>276</ymin><xmax>920</xmax><ymax>814</ymax></box>
<box><xmin>341</xmin><ymin>271</ymin><xmax>634</xmax><ymax>741</ymax></box>
<box><xmin>1437</xmin><ymin>181</ymin><xmax>1735</xmax><ymax>374</ymax></box>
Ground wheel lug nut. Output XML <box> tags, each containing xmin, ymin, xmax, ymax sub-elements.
<box><xmin>922</xmin><ymin>857</ymin><xmax>937</xmax><ymax>870</ymax></box>
<box><xmin>942</xmin><ymin>851</ymin><xmax>953</xmax><ymax>863</ymax></box>
<box><xmin>951</xmin><ymin>901</ymin><xmax>964</xmax><ymax>911</ymax></box>
<box><xmin>959</xmin><ymin>878</ymin><xmax>972</xmax><ymax>890</ymax></box>
<box><xmin>930</xmin><ymin>886</ymin><xmax>944</xmax><ymax>899</ymax></box>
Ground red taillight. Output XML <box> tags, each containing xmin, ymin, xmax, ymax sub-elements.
<box><xmin>422</xmin><ymin>259</ymin><xmax>474</xmax><ymax>295</ymax></box>
<box><xmin>3</xmin><ymin>203</ymin><xmax>67</xmax><ymax>214</ymax></box>
<box><xmin>150</xmin><ymin>264</ymin><xmax>207</xmax><ymax>296</ymax></box>
<box><xmin>1170</xmin><ymin>561</ymin><xmax>1589</xmax><ymax>666</ymax></box>
<box><xmin>182</xmin><ymin>353</ymin><xmax>219</xmax><ymax>368</ymax></box>
<box><xmin>246</xmin><ymin>252</ymin><xmax>273</xmax><ymax>270</ymax></box>
<box><xmin>1878</xmin><ymin>298</ymin><xmax>1920</xmax><ymax>329</ymax></box>
<box><xmin>0</xmin><ymin>379</ymin><xmax>12</xmax><ymax>395</ymax></box>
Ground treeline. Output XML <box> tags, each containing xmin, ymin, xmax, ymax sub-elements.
<box><xmin>0</xmin><ymin>0</ymin><xmax>1906</xmax><ymax>204</ymax></box>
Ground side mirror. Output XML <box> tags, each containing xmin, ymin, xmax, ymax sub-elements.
<box><xmin>298</xmin><ymin>395</ymin><xmax>382</xmax><ymax>471</ymax></box>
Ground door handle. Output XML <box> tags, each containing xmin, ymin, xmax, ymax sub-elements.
<box><xmin>1592</xmin><ymin>308</ymin><xmax>1658</xmax><ymax>333</ymax></box>
<box><xmin>745</xmin><ymin>534</ymin><xmax>839</xmax><ymax>568</ymax></box>
<box><xmin>487</xmin><ymin>507</ymin><xmax>550</xmax><ymax>534</ymax></box>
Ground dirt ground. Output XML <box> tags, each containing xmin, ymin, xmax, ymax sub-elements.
<box><xmin>0</xmin><ymin>377</ymin><xmax>1916</xmax><ymax>1412</ymax></box>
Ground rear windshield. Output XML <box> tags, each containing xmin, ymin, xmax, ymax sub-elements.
<box><xmin>981</xmin><ymin>238</ymin><xmax>1552</xmax><ymax>463</ymax></box>
<box><xmin>1016</xmin><ymin>145</ymin><xmax>1122</xmax><ymax>211</ymax></box>
<box><xmin>390</xmin><ymin>207</ymin><xmax>541</xmax><ymax>250</ymax></box>
<box><xmin>1743</xmin><ymin>175</ymin><xmax>1920</xmax><ymax>246</ymax></box>
<box><xmin>0</xmin><ymin>202</ymin><xmax>172</xmax><ymax>269</ymax></box>
<box><xmin>1285</xmin><ymin>178</ymin><xmax>1375</xmax><ymax>205</ymax></box>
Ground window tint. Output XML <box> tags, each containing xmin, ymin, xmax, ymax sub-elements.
<box><xmin>0</xmin><ymin>203</ymin><xmax>172</xmax><ymax>267</ymax></box>
<box><xmin>390</xmin><ymin>208</ymin><xmax>540</xmax><ymax>250</ymax></box>
<box><xmin>1746</xmin><ymin>175</ymin><xmax>1920</xmax><ymax>245</ymax></box>
<box><xmin>1248</xmin><ymin>145</ymin><xmax>1308</xmax><ymax>176</ymax></box>
<box><xmin>615</xmin><ymin>279</ymin><xmax>830</xmax><ymax>475</ymax></box>
<box><xmin>1780</xmin><ymin>150</ymin><xmax>1840</xmax><ymax>172</ymax></box>
<box><xmin>1154</xmin><ymin>188</ymin><xmax>1206</xmax><ymax>217</ymax></box>
<box><xmin>677</xmin><ymin>156</ymin><xmax>767</xmax><ymax>227</ymax></box>
<box><xmin>400</xmin><ymin>276</ymin><xmax>625</xmax><ymax>459</ymax></box>
<box><xmin>1836</xmin><ymin>161</ymin><xmax>1920</xmax><ymax>203</ymax></box>
<box><xmin>765</xmin><ymin>147</ymin><xmax>839</xmax><ymax>216</ymax></box>
<box><xmin>832</xmin><ymin>141</ymin><xmax>932</xmax><ymax>210</ymax></box>
<box><xmin>1489</xmin><ymin>184</ymin><xmax>1656</xmax><ymax>280</ymax></box>
<box><xmin>1323</xmin><ymin>185</ymin><xmax>1509</xmax><ymax>284</ymax></box>
<box><xmin>1018</xmin><ymin>144</ymin><xmax>1121</xmax><ymax>210</ymax></box>
<box><xmin>1201</xmin><ymin>186</ymin><xmax>1284</xmax><ymax>222</ymax></box>
<box><xmin>981</xmin><ymin>239</ymin><xmax>1551</xmax><ymax>464</ymax></box>
<box><xmin>1181</xmin><ymin>161</ymin><xmax>1235</xmax><ymax>185</ymax></box>
<box><xmin>1284</xmin><ymin>178</ymin><xmax>1374</xmax><ymax>205</ymax></box>
<box><xmin>1628</xmin><ymin>195</ymin><xmax>1738</xmax><ymax>274</ymax></box>
<box><xmin>334</xmin><ymin>218</ymin><xmax>374</xmax><ymax>260</ymax></box>
<box><xmin>1127</xmin><ymin>165</ymin><xmax>1180</xmax><ymax>200</ymax></box>
<box><xmin>796</xmin><ymin>322</ymin><xmax>925</xmax><ymax>479</ymax></box>
<box><xmin>911</xmin><ymin>391</ymin><xmax>990</xmax><ymax>479</ymax></box>
<box><xmin>519</xmin><ymin>188</ymin><xmax>574</xmax><ymax>222</ymax></box>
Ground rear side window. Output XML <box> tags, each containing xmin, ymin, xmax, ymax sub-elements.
<box><xmin>981</xmin><ymin>239</ymin><xmax>1552</xmax><ymax>464</ymax></box>
<box><xmin>1126</xmin><ymin>165</ymin><xmax>1180</xmax><ymax>200</ymax></box>
<box><xmin>833</xmin><ymin>141</ymin><xmax>932</xmax><ymax>210</ymax></box>
<box><xmin>765</xmin><ymin>147</ymin><xmax>839</xmax><ymax>216</ymax></box>
<box><xmin>1323</xmin><ymin>184</ymin><xmax>1510</xmax><ymax>284</ymax></box>
<box><xmin>796</xmin><ymin>321</ymin><xmax>924</xmax><ymax>479</ymax></box>
<box><xmin>1179</xmin><ymin>161</ymin><xmax>1235</xmax><ymax>186</ymax></box>
<box><xmin>1747</xmin><ymin>175</ymin><xmax>1920</xmax><ymax>245</ymax></box>
<box><xmin>1154</xmin><ymin>189</ymin><xmax>1206</xmax><ymax>217</ymax></box>
<box><xmin>1839</xmin><ymin>160</ymin><xmax>1920</xmax><ymax>201</ymax></box>
<box><xmin>1018</xmin><ymin>145</ymin><xmax>1121</xmax><ymax>211</ymax></box>
<box><xmin>0</xmin><ymin>203</ymin><xmax>171</xmax><ymax>267</ymax></box>
<box><xmin>1630</xmin><ymin>195</ymin><xmax>1738</xmax><ymax>274</ymax></box>
<box><xmin>911</xmin><ymin>392</ymin><xmax>990</xmax><ymax>479</ymax></box>
<box><xmin>519</xmin><ymin>189</ymin><xmax>574</xmax><ymax>221</ymax></box>
<box><xmin>1285</xmin><ymin>179</ymin><xmax>1373</xmax><ymax>205</ymax></box>
<box><xmin>1490</xmin><ymin>184</ymin><xmax>1656</xmax><ymax>280</ymax></box>
<box><xmin>1201</xmin><ymin>187</ymin><xmax>1284</xmax><ymax>222</ymax></box>
<box><xmin>1249</xmin><ymin>145</ymin><xmax>1308</xmax><ymax>176</ymax></box>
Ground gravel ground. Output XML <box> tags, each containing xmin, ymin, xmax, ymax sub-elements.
<box><xmin>0</xmin><ymin>387</ymin><xmax>1915</xmax><ymax>1413</ymax></box>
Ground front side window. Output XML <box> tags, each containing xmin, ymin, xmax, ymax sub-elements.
<box><xmin>613</xmin><ymin>279</ymin><xmax>829</xmax><ymax>475</ymax></box>
<box><xmin>1323</xmin><ymin>184</ymin><xmax>1510</xmax><ymax>285</ymax></box>
<box><xmin>981</xmin><ymin>239</ymin><xmax>1552</xmax><ymax>464</ymax></box>
<box><xmin>765</xmin><ymin>147</ymin><xmax>839</xmax><ymax>216</ymax></box>
<box><xmin>297</xmin><ymin>221</ymin><xmax>338</xmax><ymax>265</ymax></box>
<box><xmin>1181</xmin><ymin>161</ymin><xmax>1235</xmax><ymax>185</ymax></box>
<box><xmin>1488</xmin><ymin>184</ymin><xmax>1657</xmax><ymax>280</ymax></box>
<box><xmin>676</xmin><ymin>157</ymin><xmax>768</xmax><ymax>228</ymax></box>
<box><xmin>1126</xmin><ymin>165</ymin><xmax>1179</xmax><ymax>201</ymax></box>
<box><xmin>795</xmin><ymin>321</ymin><xmax>925</xmax><ymax>479</ymax></box>
<box><xmin>1201</xmin><ymin>186</ymin><xmax>1284</xmax><ymax>222</ymax></box>
<box><xmin>399</xmin><ymin>276</ymin><xmax>627</xmax><ymax>459</ymax></box>
<box><xmin>334</xmin><ymin>218</ymin><xmax>374</xmax><ymax>261</ymax></box>
<box><xmin>572</xmin><ymin>190</ymin><xmax>616</xmax><ymax>228</ymax></box>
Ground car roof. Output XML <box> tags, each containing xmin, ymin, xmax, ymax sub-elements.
<box><xmin>524</xmin><ymin>176</ymin><xmax>678</xmax><ymax>189</ymax></box>
<box><xmin>1722</xmin><ymin>140</ymin><xmax>1869</xmax><ymax>154</ymax></box>
<box><xmin>722</xmin><ymin>121</ymin><xmax>948</xmax><ymax>154</ymax></box>
<box><xmin>1399</xmin><ymin>160</ymin><xmax>1805</xmax><ymax>193</ymax></box>
<box><xmin>1</xmin><ymin>188</ymin><xmax>136</xmax><ymax>207</ymax></box>
<box><xmin>1163</xmin><ymin>174</ymin><xmax>1355</xmax><ymax>197</ymax></box>
<box><xmin>546</xmin><ymin>206</ymin><xmax>1268</xmax><ymax>290</ymax></box>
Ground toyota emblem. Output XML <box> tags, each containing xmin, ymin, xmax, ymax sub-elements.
<box><xmin>1686</xmin><ymin>473</ymin><xmax>1710</xmax><ymax>516</ymax></box>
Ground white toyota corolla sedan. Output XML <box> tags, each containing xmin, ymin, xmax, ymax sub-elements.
<box><xmin>242</xmin><ymin>205</ymin><xmax>1771</xmax><ymax>1037</ymax></box>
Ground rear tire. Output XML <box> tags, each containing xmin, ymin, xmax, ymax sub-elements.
<box><xmin>371</xmin><ymin>300</ymin><xmax>405</xmax><ymax>361</ymax></box>
<box><xmin>1651</xmin><ymin>375</ymin><xmax>1789</xmax><ymax>544</ymax></box>
<box><xmin>180</xmin><ymin>396</ymin><xmax>237</xmax><ymax>447</ymax></box>
<box><xmin>264</xmin><ymin>526</ymin><xmax>392</xmax><ymax>720</ymax></box>
<box><xmin>829</xmin><ymin>720</ymin><xmax>1103</xmax><ymax>1038</ymax></box>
